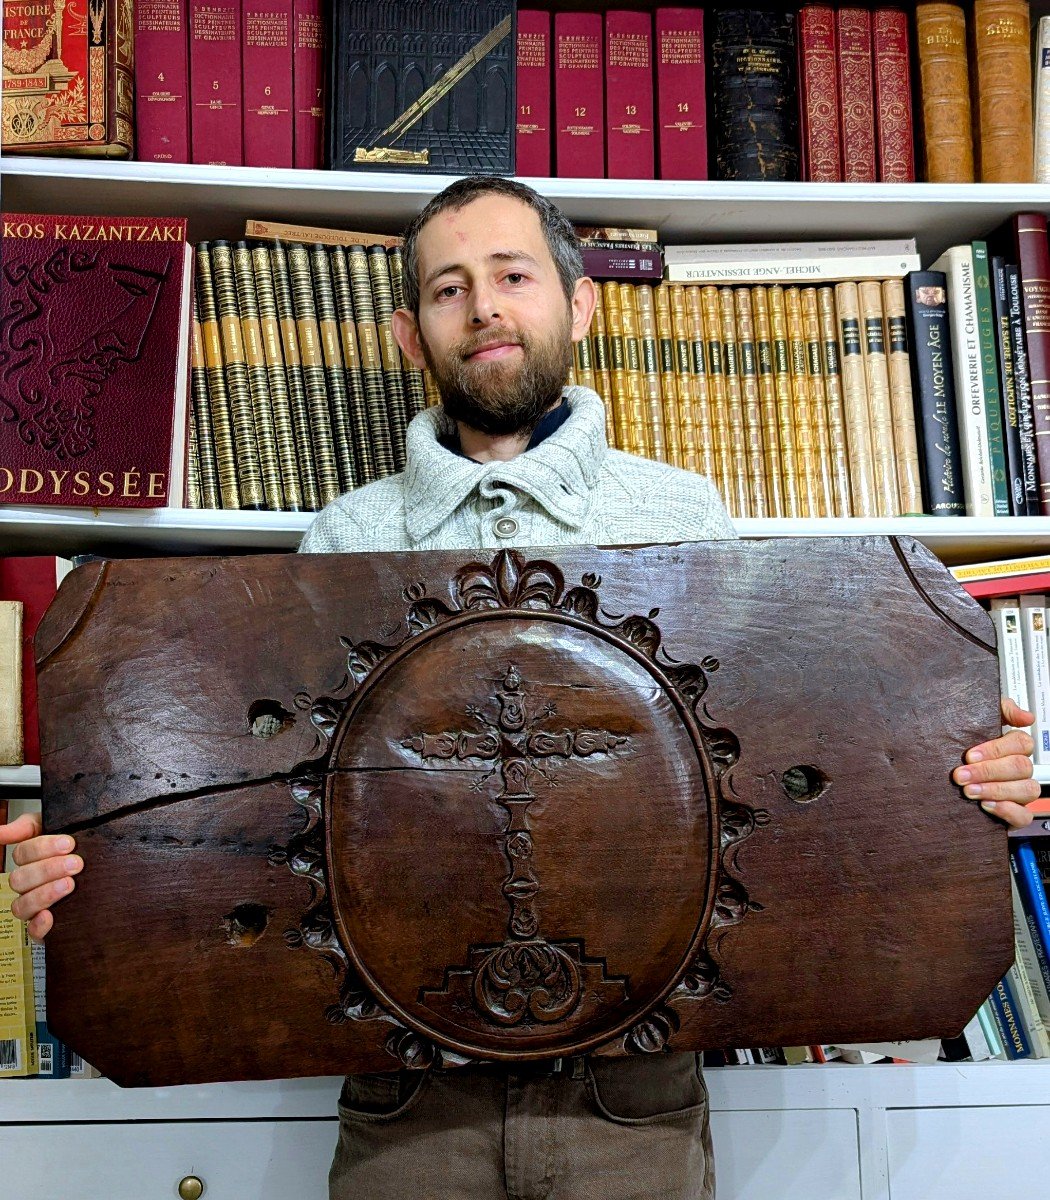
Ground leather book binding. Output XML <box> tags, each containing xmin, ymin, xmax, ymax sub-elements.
<box><xmin>36</xmin><ymin>542</ymin><xmax>1010</xmax><ymax>1086</ymax></box>
<box><xmin>134</xmin><ymin>0</ymin><xmax>191</xmax><ymax>163</ymax></box>
<box><xmin>797</xmin><ymin>5</ymin><xmax>842</xmax><ymax>182</ymax></box>
<box><xmin>972</xmin><ymin>0</ymin><xmax>1034</xmax><ymax>183</ymax></box>
<box><xmin>293</xmin><ymin>0</ymin><xmax>326</xmax><ymax>169</ymax></box>
<box><xmin>836</xmin><ymin>6</ymin><xmax>876</xmax><ymax>183</ymax></box>
<box><xmin>243</xmin><ymin>1</ymin><xmax>294</xmax><ymax>168</ymax></box>
<box><xmin>873</xmin><ymin>6</ymin><xmax>916</xmax><ymax>182</ymax></box>
<box><xmin>654</xmin><ymin>7</ymin><xmax>706</xmax><ymax>180</ymax></box>
<box><xmin>915</xmin><ymin>2</ymin><xmax>974</xmax><ymax>182</ymax></box>
<box><xmin>605</xmin><ymin>9</ymin><xmax>655</xmax><ymax>180</ymax></box>
<box><xmin>190</xmin><ymin>0</ymin><xmax>244</xmax><ymax>165</ymax></box>
<box><xmin>554</xmin><ymin>10</ymin><xmax>605</xmax><ymax>178</ymax></box>
<box><xmin>516</xmin><ymin>9</ymin><xmax>551</xmax><ymax>177</ymax></box>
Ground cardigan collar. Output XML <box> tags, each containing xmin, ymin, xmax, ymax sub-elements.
<box><xmin>403</xmin><ymin>385</ymin><xmax>609</xmax><ymax>543</ymax></box>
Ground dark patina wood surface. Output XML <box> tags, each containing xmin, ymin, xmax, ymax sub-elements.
<box><xmin>36</xmin><ymin>537</ymin><xmax>1008</xmax><ymax>1086</ymax></box>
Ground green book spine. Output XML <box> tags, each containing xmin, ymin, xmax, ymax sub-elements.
<box><xmin>972</xmin><ymin>240</ymin><xmax>1011</xmax><ymax>517</ymax></box>
<box><xmin>233</xmin><ymin>242</ymin><xmax>287</xmax><ymax>512</ymax></box>
<box><xmin>387</xmin><ymin>246</ymin><xmax>428</xmax><ymax>423</ymax></box>
<box><xmin>309</xmin><ymin>244</ymin><xmax>358</xmax><ymax>492</ymax></box>
<box><xmin>367</xmin><ymin>245</ymin><xmax>410</xmax><ymax>471</ymax></box>
<box><xmin>328</xmin><ymin>245</ymin><xmax>378</xmax><ymax>486</ymax></box>
<box><xmin>348</xmin><ymin>246</ymin><xmax>397</xmax><ymax>479</ymax></box>
<box><xmin>264</xmin><ymin>243</ymin><xmax>323</xmax><ymax>511</ymax></box>
<box><xmin>200</xmin><ymin>242</ymin><xmax>265</xmax><ymax>509</ymax></box>
<box><xmin>250</xmin><ymin>245</ymin><xmax>315</xmax><ymax>510</ymax></box>
<box><xmin>194</xmin><ymin>245</ymin><xmax>242</xmax><ymax>509</ymax></box>
<box><xmin>286</xmin><ymin>243</ymin><xmax>342</xmax><ymax>506</ymax></box>
<box><xmin>189</xmin><ymin>313</ymin><xmax>222</xmax><ymax>509</ymax></box>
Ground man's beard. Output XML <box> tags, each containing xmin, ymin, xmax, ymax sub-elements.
<box><xmin>421</xmin><ymin>316</ymin><xmax>574</xmax><ymax>438</ymax></box>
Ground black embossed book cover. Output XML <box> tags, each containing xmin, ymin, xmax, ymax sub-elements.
<box><xmin>328</xmin><ymin>0</ymin><xmax>516</xmax><ymax>174</ymax></box>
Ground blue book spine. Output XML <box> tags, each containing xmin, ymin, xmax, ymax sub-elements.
<box><xmin>1014</xmin><ymin>842</ymin><xmax>1050</xmax><ymax>967</ymax></box>
<box><xmin>989</xmin><ymin>973</ymin><xmax>1032</xmax><ymax>1059</ymax></box>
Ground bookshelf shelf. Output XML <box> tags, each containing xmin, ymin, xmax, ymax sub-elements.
<box><xmin>0</xmin><ymin>765</ymin><xmax>40</xmax><ymax>789</ymax></box>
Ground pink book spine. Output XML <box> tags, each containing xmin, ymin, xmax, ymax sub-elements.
<box><xmin>293</xmin><ymin>0</ymin><xmax>325</xmax><ymax>169</ymax></box>
<box><xmin>516</xmin><ymin>10</ymin><xmax>552</xmax><ymax>177</ymax></box>
<box><xmin>605</xmin><ymin>9</ymin><xmax>655</xmax><ymax>179</ymax></box>
<box><xmin>135</xmin><ymin>0</ymin><xmax>191</xmax><ymax>163</ymax></box>
<box><xmin>554</xmin><ymin>11</ymin><xmax>605</xmax><ymax>178</ymax></box>
<box><xmin>190</xmin><ymin>0</ymin><xmax>244</xmax><ymax>165</ymax></box>
<box><xmin>654</xmin><ymin>7</ymin><xmax>706</xmax><ymax>180</ymax></box>
<box><xmin>836</xmin><ymin>6</ymin><xmax>877</xmax><ymax>183</ymax></box>
<box><xmin>243</xmin><ymin>1</ymin><xmax>294</xmax><ymax>168</ymax></box>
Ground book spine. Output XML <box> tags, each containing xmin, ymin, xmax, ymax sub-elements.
<box><xmin>1010</xmin><ymin>854</ymin><xmax>1050</xmax><ymax>1032</ymax></box>
<box><xmin>654</xmin><ymin>7</ymin><xmax>706</xmax><ymax>181</ymax></box>
<box><xmin>664</xmin><ymin>236</ymin><xmax>919</xmax><ymax>266</ymax></box>
<box><xmin>516</xmin><ymin>10</ymin><xmax>552</xmax><ymax>177</ymax></box>
<box><xmin>817</xmin><ymin>286</ymin><xmax>853</xmax><ymax>517</ymax></box>
<box><xmin>1021</xmin><ymin>594</ymin><xmax>1050</xmax><ymax>765</ymax></box>
<box><xmin>1013</xmin><ymin>844</ymin><xmax>1050</xmax><ymax>1012</ymax></box>
<box><xmin>582</xmin><ymin>248</ymin><xmax>664</xmax><ymax>281</ymax></box>
<box><xmin>991</xmin><ymin>597</ymin><xmax>1031</xmax><ymax>712</ymax></box>
<box><xmin>243</xmin><ymin>2</ymin><xmax>294</xmax><ymax>168</ymax></box>
<box><xmin>554</xmin><ymin>12</ymin><xmax>605</xmax><ymax>178</ymax></box>
<box><xmin>992</xmin><ymin>258</ymin><xmax>1028</xmax><ymax>515</ymax></box>
<box><xmin>285</xmin><ymin>243</ymin><xmax>341</xmax><ymax>505</ymax></box>
<box><xmin>836</xmin><ymin>7</ymin><xmax>877</xmax><ymax>183</ymax></box>
<box><xmin>735</xmin><ymin>288</ymin><xmax>770</xmax><ymax>517</ymax></box>
<box><xmin>193</xmin><ymin>246</ymin><xmax>243</xmax><ymax>509</ymax></box>
<box><xmin>1007</xmin><ymin>959</ymin><xmax>1050</xmax><ymax>1057</ymax></box>
<box><xmin>189</xmin><ymin>315</ymin><xmax>222</xmax><ymax>509</ymax></box>
<box><xmin>574</xmin><ymin>322</ymin><xmax>597</xmax><ymax>394</ymax></box>
<box><xmin>135</xmin><ymin>0</ymin><xmax>192</xmax><ymax>163</ymax></box>
<box><xmin>620</xmin><ymin>284</ymin><xmax>650</xmax><ymax>457</ymax></box>
<box><xmin>603</xmin><ymin>282</ymin><xmax>631</xmax><ymax>452</ymax></box>
<box><xmin>872</xmin><ymin>7</ymin><xmax>915</xmax><ymax>182</ymax></box>
<box><xmin>835</xmin><ymin>281</ymin><xmax>879</xmax><ymax>517</ymax></box>
<box><xmin>664</xmin><ymin>251</ymin><xmax>919</xmax><ymax>284</ymax></box>
<box><xmin>914</xmin><ymin>2</ymin><xmax>974</xmax><ymax>182</ymax></box>
<box><xmin>751</xmin><ymin>287</ymin><xmax>786</xmax><ymax>515</ymax></box>
<box><xmin>589</xmin><ymin>288</ymin><xmax>614</xmax><ymax>440</ymax></box>
<box><xmin>881</xmin><ymin>278</ymin><xmax>924</xmax><ymax>515</ymax></box>
<box><xmin>635</xmin><ymin>286</ymin><xmax>669</xmax><ymax>462</ymax></box>
<box><xmin>31</xmin><ymin>942</ymin><xmax>70</xmax><ymax>1079</ymax></box>
<box><xmin>977</xmin><ymin>1001</ymin><xmax>1005</xmax><ymax>1057</ymax></box>
<box><xmin>654</xmin><ymin>283</ymin><xmax>684</xmax><ymax>469</ymax></box>
<box><xmin>931</xmin><ymin>246</ymin><xmax>994</xmax><ymax>516</ymax></box>
<box><xmin>972</xmin><ymin>0</ymin><xmax>1034</xmax><ymax>183</ymax></box>
<box><xmin>683</xmin><ymin>286</ymin><xmax>719</xmax><ymax>487</ymax></box>
<box><xmin>245</xmin><ymin>220</ymin><xmax>401</xmax><ymax>250</ymax></box>
<box><xmin>1012</xmin><ymin>215</ymin><xmax>1050</xmax><ymax>514</ymax></box>
<box><xmin>972</xmin><ymin>242</ymin><xmax>1011</xmax><ymax>515</ymax></box>
<box><xmin>386</xmin><ymin>247</ymin><xmax>428</xmax><ymax>425</ymax></box>
<box><xmin>1037</xmin><ymin>18</ymin><xmax>1050</xmax><ymax>183</ymax></box>
<box><xmin>605</xmin><ymin>10</ymin><xmax>655</xmax><ymax>180</ymax></box>
<box><xmin>1005</xmin><ymin>265</ymin><xmax>1041</xmax><ymax>515</ymax></box>
<box><xmin>769</xmin><ymin>284</ymin><xmax>803</xmax><ymax>517</ymax></box>
<box><xmin>702</xmin><ymin>285</ymin><xmax>735</xmax><ymax>501</ymax></box>
<box><xmin>348</xmin><ymin>246</ymin><xmax>399</xmax><ymax>480</ymax></box>
<box><xmin>190</xmin><ymin>0</ymin><xmax>244</xmax><ymax>165</ymax></box>
<box><xmin>308</xmin><ymin>244</ymin><xmax>358</xmax><ymax>492</ymax></box>
<box><xmin>801</xmin><ymin>286</ymin><xmax>835</xmax><ymax>518</ymax></box>
<box><xmin>367</xmin><ymin>246</ymin><xmax>410</xmax><ymax>472</ymax></box>
<box><xmin>786</xmin><ymin>285</ymin><xmax>822</xmax><ymax>516</ymax></box>
<box><xmin>989</xmin><ymin>972</ymin><xmax>1033</xmax><ymax>1059</ymax></box>
<box><xmin>327</xmin><ymin>246</ymin><xmax>377</xmax><ymax>488</ymax></box>
<box><xmin>292</xmin><ymin>0</ymin><xmax>325</xmax><ymax>169</ymax></box>
<box><xmin>719</xmin><ymin>286</ymin><xmax>752</xmax><ymax>517</ymax></box>
<box><xmin>185</xmin><ymin>408</ymin><xmax>202</xmax><ymax>508</ymax></box>
<box><xmin>797</xmin><ymin>5</ymin><xmax>841</xmax><ymax>182</ymax></box>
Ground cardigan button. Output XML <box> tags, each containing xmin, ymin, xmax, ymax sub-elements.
<box><xmin>494</xmin><ymin>517</ymin><xmax>519</xmax><ymax>538</ymax></box>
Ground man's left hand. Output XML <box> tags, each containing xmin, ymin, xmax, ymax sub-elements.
<box><xmin>952</xmin><ymin>696</ymin><xmax>1040</xmax><ymax>830</ymax></box>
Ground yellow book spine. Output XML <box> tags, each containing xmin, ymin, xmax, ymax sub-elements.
<box><xmin>835</xmin><ymin>281</ymin><xmax>879</xmax><ymax>517</ymax></box>
<box><xmin>683</xmin><ymin>286</ymin><xmax>720</xmax><ymax>488</ymax></box>
<box><xmin>817</xmin><ymin>286</ymin><xmax>854</xmax><ymax>517</ymax></box>
<box><xmin>718</xmin><ymin>287</ymin><xmax>752</xmax><ymax>516</ymax></box>
<box><xmin>667</xmin><ymin>284</ymin><xmax>699</xmax><ymax>473</ymax></box>
<box><xmin>882</xmin><ymin>278</ymin><xmax>925</xmax><ymax>515</ymax></box>
<box><xmin>619</xmin><ymin>283</ymin><xmax>650</xmax><ymax>457</ymax></box>
<box><xmin>785</xmin><ymin>286</ymin><xmax>822</xmax><ymax>517</ymax></box>
<box><xmin>801</xmin><ymin>287</ymin><xmax>835</xmax><ymax>518</ymax></box>
<box><xmin>734</xmin><ymin>287</ymin><xmax>770</xmax><ymax>517</ymax></box>
<box><xmin>655</xmin><ymin>282</ymin><xmax>686</xmax><ymax>469</ymax></box>
<box><xmin>768</xmin><ymin>286</ymin><xmax>803</xmax><ymax>518</ymax></box>
<box><xmin>589</xmin><ymin>291</ymin><xmax>616</xmax><ymax>446</ymax></box>
<box><xmin>574</xmin><ymin>325</ymin><xmax>596</xmax><ymax>393</ymax></box>
<box><xmin>858</xmin><ymin>279</ymin><xmax>902</xmax><ymax>516</ymax></box>
<box><xmin>635</xmin><ymin>284</ymin><xmax>670</xmax><ymax>463</ymax></box>
<box><xmin>750</xmin><ymin>287</ymin><xmax>785</xmax><ymax>516</ymax></box>
<box><xmin>0</xmin><ymin>874</ymin><xmax>37</xmax><ymax>1078</ymax></box>
<box><xmin>701</xmin><ymin>286</ymin><xmax>735</xmax><ymax>508</ymax></box>
<box><xmin>603</xmin><ymin>282</ymin><xmax>633</xmax><ymax>452</ymax></box>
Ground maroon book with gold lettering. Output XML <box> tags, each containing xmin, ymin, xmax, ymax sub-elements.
<box><xmin>798</xmin><ymin>5</ymin><xmax>842</xmax><ymax>181</ymax></box>
<box><xmin>134</xmin><ymin>0</ymin><xmax>192</xmax><ymax>163</ymax></box>
<box><xmin>836</xmin><ymin>6</ymin><xmax>876</xmax><ymax>183</ymax></box>
<box><xmin>605</xmin><ymin>9</ymin><xmax>654</xmax><ymax>179</ymax></box>
<box><xmin>654</xmin><ymin>7</ymin><xmax>706</xmax><ymax>180</ymax></box>
<box><xmin>243</xmin><ymin>0</ymin><xmax>293</xmax><ymax>168</ymax></box>
<box><xmin>554</xmin><ymin>11</ymin><xmax>605</xmax><ymax>178</ymax></box>
<box><xmin>0</xmin><ymin>215</ymin><xmax>192</xmax><ymax>509</ymax></box>
<box><xmin>872</xmin><ymin>6</ymin><xmax>915</xmax><ymax>182</ymax></box>
<box><xmin>516</xmin><ymin>9</ymin><xmax>551</xmax><ymax>177</ymax></box>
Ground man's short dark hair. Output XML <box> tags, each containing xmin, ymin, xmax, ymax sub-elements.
<box><xmin>399</xmin><ymin>176</ymin><xmax>584</xmax><ymax>315</ymax></box>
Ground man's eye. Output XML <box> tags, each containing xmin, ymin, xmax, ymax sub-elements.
<box><xmin>438</xmin><ymin>285</ymin><xmax>460</xmax><ymax>299</ymax></box>
<box><xmin>505</xmin><ymin>273</ymin><xmax>526</xmax><ymax>284</ymax></box>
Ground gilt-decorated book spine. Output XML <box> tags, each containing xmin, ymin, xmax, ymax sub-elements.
<box><xmin>666</xmin><ymin>285</ymin><xmax>698</xmax><ymax>472</ymax></box>
<box><xmin>836</xmin><ymin>7</ymin><xmax>876</xmax><ymax>183</ymax></box>
<box><xmin>717</xmin><ymin>286</ymin><xmax>751</xmax><ymax>517</ymax></box>
<box><xmin>835</xmin><ymin>280</ymin><xmax>879</xmax><ymax>517</ymax></box>
<box><xmin>915</xmin><ymin>2</ymin><xmax>974</xmax><ymax>182</ymax></box>
<box><xmin>185</xmin><ymin>410</ymin><xmax>202</xmax><ymax>509</ymax></box>
<box><xmin>858</xmin><ymin>279</ymin><xmax>901</xmax><ymax>516</ymax></box>
<box><xmin>972</xmin><ymin>0</ymin><xmax>1034</xmax><ymax>183</ymax></box>
<box><xmin>684</xmin><ymin>286</ymin><xmax>719</xmax><ymax>487</ymax></box>
<box><xmin>233</xmin><ymin>242</ymin><xmax>288</xmax><ymax>511</ymax></box>
<box><xmin>801</xmin><ymin>286</ymin><xmax>835</xmax><ymax>518</ymax></box>
<box><xmin>971</xmin><ymin>240</ymin><xmax>1011</xmax><ymax>515</ymax></box>
<box><xmin>619</xmin><ymin>284</ymin><xmax>650</xmax><ymax>457</ymax></box>
<box><xmin>135</xmin><ymin>0</ymin><xmax>192</xmax><ymax>163</ymax></box>
<box><xmin>654</xmin><ymin>283</ymin><xmax>685</xmax><ymax>469</ymax></box>
<box><xmin>735</xmin><ymin>288</ymin><xmax>769</xmax><ymax>517</ymax></box>
<box><xmin>602</xmin><ymin>282</ymin><xmax>631</xmax><ymax>453</ymax></box>
<box><xmin>872</xmin><ymin>6</ymin><xmax>915</xmax><ymax>182</ymax></box>
<box><xmin>574</xmin><ymin>322</ymin><xmax>597</xmax><ymax>395</ymax></box>
<box><xmin>555</xmin><ymin>11</ymin><xmax>605</xmax><ymax>178</ymax></box>
<box><xmin>194</xmin><ymin>243</ymin><xmax>243</xmax><ymax>509</ymax></box>
<box><xmin>348</xmin><ymin>245</ymin><xmax>398</xmax><ymax>479</ymax></box>
<box><xmin>243</xmin><ymin>1</ymin><xmax>294</xmax><ymax>168</ymax></box>
<box><xmin>701</xmin><ymin>286</ymin><xmax>733</xmax><ymax>503</ymax></box>
<box><xmin>517</xmin><ymin>10</ymin><xmax>552</xmax><ymax>176</ymax></box>
<box><xmin>797</xmin><ymin>5</ymin><xmax>841</xmax><ymax>182</ymax></box>
<box><xmin>605</xmin><ymin>9</ymin><xmax>655</xmax><ymax>180</ymax></box>
<box><xmin>286</xmin><ymin>243</ymin><xmax>341</xmax><ymax>505</ymax></box>
<box><xmin>654</xmin><ymin>8</ymin><xmax>706</xmax><ymax>180</ymax></box>
<box><xmin>2</xmin><ymin>0</ymin><xmax>133</xmax><ymax>157</ymax></box>
<box><xmin>709</xmin><ymin>9</ymin><xmax>800</xmax><ymax>181</ymax></box>
<box><xmin>387</xmin><ymin>247</ymin><xmax>428</xmax><ymax>424</ymax></box>
<box><xmin>817</xmin><ymin>285</ymin><xmax>854</xmax><ymax>516</ymax></box>
<box><xmin>308</xmin><ymin>244</ymin><xmax>358</xmax><ymax>492</ymax></box>
<box><xmin>750</xmin><ymin>287</ymin><xmax>785</xmax><ymax>515</ymax></box>
<box><xmin>190</xmin><ymin>0</ymin><xmax>243</xmax><ymax>164</ymax></box>
<box><xmin>252</xmin><ymin>244</ymin><xmax>318</xmax><ymax>509</ymax></box>
<box><xmin>265</xmin><ymin>242</ymin><xmax>324</xmax><ymax>509</ymax></box>
<box><xmin>328</xmin><ymin>247</ymin><xmax>377</xmax><ymax>487</ymax></box>
<box><xmin>1006</xmin><ymin>264</ymin><xmax>1041</xmax><ymax>515</ymax></box>
<box><xmin>635</xmin><ymin>285</ymin><xmax>669</xmax><ymax>463</ymax></box>
<box><xmin>767</xmin><ymin>285</ymin><xmax>802</xmax><ymax>517</ymax></box>
<box><xmin>292</xmin><ymin>0</ymin><xmax>325</xmax><ymax>169</ymax></box>
<box><xmin>589</xmin><ymin>289</ymin><xmax>614</xmax><ymax>438</ymax></box>
<box><xmin>785</xmin><ymin>285</ymin><xmax>822</xmax><ymax>516</ymax></box>
<box><xmin>881</xmin><ymin>278</ymin><xmax>924</xmax><ymax>515</ymax></box>
<box><xmin>368</xmin><ymin>245</ymin><xmax>411</xmax><ymax>472</ymax></box>
<box><xmin>189</xmin><ymin>315</ymin><xmax>221</xmax><ymax>509</ymax></box>
<box><xmin>992</xmin><ymin>257</ymin><xmax>1028</xmax><ymax>516</ymax></box>
<box><xmin>210</xmin><ymin>241</ymin><xmax>271</xmax><ymax>508</ymax></box>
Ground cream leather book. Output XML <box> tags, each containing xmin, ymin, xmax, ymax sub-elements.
<box><xmin>0</xmin><ymin>601</ymin><xmax>23</xmax><ymax>767</ymax></box>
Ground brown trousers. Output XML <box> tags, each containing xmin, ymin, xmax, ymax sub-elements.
<box><xmin>329</xmin><ymin>1052</ymin><xmax>715</xmax><ymax>1200</ymax></box>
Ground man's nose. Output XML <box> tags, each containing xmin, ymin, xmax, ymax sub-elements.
<box><xmin>469</xmin><ymin>281</ymin><xmax>501</xmax><ymax>325</ymax></box>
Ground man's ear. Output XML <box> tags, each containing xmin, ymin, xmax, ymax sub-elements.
<box><xmin>392</xmin><ymin>307</ymin><xmax>427</xmax><ymax>369</ymax></box>
<box><xmin>569</xmin><ymin>276</ymin><xmax>598</xmax><ymax>343</ymax></box>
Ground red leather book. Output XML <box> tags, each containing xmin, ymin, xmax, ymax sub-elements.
<box><xmin>0</xmin><ymin>558</ymin><xmax>70</xmax><ymax>766</ymax></box>
<box><xmin>605</xmin><ymin>10</ymin><xmax>655</xmax><ymax>179</ymax></box>
<box><xmin>293</xmin><ymin>0</ymin><xmax>325</xmax><ymax>169</ymax></box>
<box><xmin>134</xmin><ymin>0</ymin><xmax>192</xmax><ymax>163</ymax></box>
<box><xmin>654</xmin><ymin>8</ymin><xmax>706</xmax><ymax>181</ymax></box>
<box><xmin>836</xmin><ymin>6</ymin><xmax>876</xmax><ymax>182</ymax></box>
<box><xmin>243</xmin><ymin>1</ymin><xmax>294</xmax><ymax>168</ymax></box>
<box><xmin>798</xmin><ymin>5</ymin><xmax>841</xmax><ymax>181</ymax></box>
<box><xmin>554</xmin><ymin>11</ymin><xmax>605</xmax><ymax>178</ymax></box>
<box><xmin>872</xmin><ymin>6</ymin><xmax>915</xmax><ymax>182</ymax></box>
<box><xmin>190</xmin><ymin>0</ymin><xmax>244</xmax><ymax>165</ymax></box>
<box><xmin>0</xmin><ymin>215</ymin><xmax>192</xmax><ymax>510</ymax></box>
<box><xmin>516</xmin><ymin>10</ymin><xmax>552</xmax><ymax>176</ymax></box>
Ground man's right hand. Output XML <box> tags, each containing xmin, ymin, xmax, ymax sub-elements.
<box><xmin>0</xmin><ymin>812</ymin><xmax>82</xmax><ymax>941</ymax></box>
